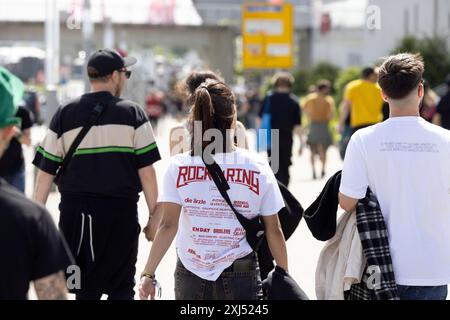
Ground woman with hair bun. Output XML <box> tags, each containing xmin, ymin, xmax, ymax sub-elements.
<box><xmin>139</xmin><ymin>75</ymin><xmax>288</xmax><ymax>300</ymax></box>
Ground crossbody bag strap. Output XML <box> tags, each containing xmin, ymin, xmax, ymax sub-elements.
<box><xmin>201</xmin><ymin>153</ymin><xmax>262</xmax><ymax>235</ymax></box>
<box><xmin>55</xmin><ymin>103</ymin><xmax>105</xmax><ymax>183</ymax></box>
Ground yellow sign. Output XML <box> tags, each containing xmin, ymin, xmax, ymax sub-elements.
<box><xmin>242</xmin><ymin>3</ymin><xmax>294</xmax><ymax>69</ymax></box>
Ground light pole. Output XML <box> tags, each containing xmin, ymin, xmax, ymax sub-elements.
<box><xmin>45</xmin><ymin>0</ymin><xmax>60</xmax><ymax>87</ymax></box>
<box><xmin>44</xmin><ymin>0</ymin><xmax>60</xmax><ymax>124</ymax></box>
<box><xmin>433</xmin><ymin>0</ymin><xmax>439</xmax><ymax>38</ymax></box>
<box><xmin>102</xmin><ymin>0</ymin><xmax>115</xmax><ymax>49</ymax></box>
<box><xmin>103</xmin><ymin>18</ymin><xmax>115</xmax><ymax>49</ymax></box>
<box><xmin>83</xmin><ymin>0</ymin><xmax>94</xmax><ymax>92</ymax></box>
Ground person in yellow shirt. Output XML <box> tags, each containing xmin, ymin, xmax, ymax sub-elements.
<box><xmin>303</xmin><ymin>80</ymin><xmax>335</xmax><ymax>179</ymax></box>
<box><xmin>338</xmin><ymin>67</ymin><xmax>384</xmax><ymax>135</ymax></box>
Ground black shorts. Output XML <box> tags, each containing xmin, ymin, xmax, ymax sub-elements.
<box><xmin>58</xmin><ymin>194</ymin><xmax>140</xmax><ymax>296</ymax></box>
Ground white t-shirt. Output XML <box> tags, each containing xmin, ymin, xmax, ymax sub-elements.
<box><xmin>158</xmin><ymin>148</ymin><xmax>285</xmax><ymax>281</ymax></box>
<box><xmin>340</xmin><ymin>117</ymin><xmax>450</xmax><ymax>286</ymax></box>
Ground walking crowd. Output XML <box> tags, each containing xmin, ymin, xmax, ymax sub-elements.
<box><xmin>1</xmin><ymin>49</ymin><xmax>450</xmax><ymax>301</ymax></box>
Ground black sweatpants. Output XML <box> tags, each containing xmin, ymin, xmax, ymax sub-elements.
<box><xmin>58</xmin><ymin>195</ymin><xmax>140</xmax><ymax>300</ymax></box>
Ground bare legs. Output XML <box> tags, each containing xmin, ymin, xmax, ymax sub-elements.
<box><xmin>310</xmin><ymin>144</ymin><xmax>327</xmax><ymax>179</ymax></box>
<box><xmin>318</xmin><ymin>144</ymin><xmax>327</xmax><ymax>178</ymax></box>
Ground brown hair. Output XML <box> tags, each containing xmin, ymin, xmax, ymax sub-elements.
<box><xmin>189</xmin><ymin>79</ymin><xmax>236</xmax><ymax>155</ymax></box>
<box><xmin>87</xmin><ymin>66</ymin><xmax>112</xmax><ymax>83</ymax></box>
<box><xmin>316</xmin><ymin>79</ymin><xmax>331</xmax><ymax>91</ymax></box>
<box><xmin>272</xmin><ymin>71</ymin><xmax>295</xmax><ymax>89</ymax></box>
<box><xmin>362</xmin><ymin>67</ymin><xmax>376</xmax><ymax>79</ymax></box>
<box><xmin>378</xmin><ymin>53</ymin><xmax>424</xmax><ymax>99</ymax></box>
<box><xmin>177</xmin><ymin>70</ymin><xmax>223</xmax><ymax>106</ymax></box>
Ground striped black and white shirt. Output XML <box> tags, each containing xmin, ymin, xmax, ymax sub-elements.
<box><xmin>33</xmin><ymin>91</ymin><xmax>161</xmax><ymax>201</ymax></box>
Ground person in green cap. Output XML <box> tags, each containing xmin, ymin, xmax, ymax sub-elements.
<box><xmin>0</xmin><ymin>99</ymin><xmax>20</xmax><ymax>151</ymax></box>
<box><xmin>0</xmin><ymin>69</ymin><xmax>70</xmax><ymax>300</ymax></box>
<box><xmin>0</xmin><ymin>66</ymin><xmax>23</xmax><ymax>167</ymax></box>
<box><xmin>0</xmin><ymin>102</ymin><xmax>33</xmax><ymax>192</ymax></box>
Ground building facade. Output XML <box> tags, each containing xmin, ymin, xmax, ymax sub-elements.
<box><xmin>312</xmin><ymin>0</ymin><xmax>450</xmax><ymax>68</ymax></box>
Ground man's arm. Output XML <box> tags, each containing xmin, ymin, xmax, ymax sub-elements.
<box><xmin>17</xmin><ymin>106</ymin><xmax>33</xmax><ymax>146</ymax></box>
<box><xmin>338</xmin><ymin>100</ymin><xmax>351</xmax><ymax>133</ymax></box>
<box><xmin>329</xmin><ymin>97</ymin><xmax>336</xmax><ymax>121</ymax></box>
<box><xmin>338</xmin><ymin>192</ymin><xmax>358</xmax><ymax>213</ymax></box>
<box><xmin>433</xmin><ymin>98</ymin><xmax>445</xmax><ymax>126</ymax></box>
<box><xmin>18</xmin><ymin>128</ymin><xmax>32</xmax><ymax>146</ymax></box>
<box><xmin>339</xmin><ymin>132</ymin><xmax>368</xmax><ymax>212</ymax></box>
<box><xmin>139</xmin><ymin>165</ymin><xmax>158</xmax><ymax>215</ymax></box>
<box><xmin>139</xmin><ymin>165</ymin><xmax>160</xmax><ymax>241</ymax></box>
<box><xmin>143</xmin><ymin>203</ymin><xmax>163</xmax><ymax>242</ymax></box>
<box><xmin>255</xmin><ymin>116</ymin><xmax>261</xmax><ymax>129</ymax></box>
<box><xmin>294</xmin><ymin>100</ymin><xmax>304</xmax><ymax>154</ymax></box>
<box><xmin>33</xmin><ymin>169</ymin><xmax>55</xmax><ymax>205</ymax></box>
<box><xmin>34</xmin><ymin>271</ymin><xmax>68</xmax><ymax>300</ymax></box>
<box><xmin>294</xmin><ymin>125</ymin><xmax>304</xmax><ymax>155</ymax></box>
<box><xmin>432</xmin><ymin>113</ymin><xmax>442</xmax><ymax>126</ymax></box>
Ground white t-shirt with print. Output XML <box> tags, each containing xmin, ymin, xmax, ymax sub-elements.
<box><xmin>340</xmin><ymin>117</ymin><xmax>450</xmax><ymax>286</ymax></box>
<box><xmin>158</xmin><ymin>148</ymin><xmax>285</xmax><ymax>281</ymax></box>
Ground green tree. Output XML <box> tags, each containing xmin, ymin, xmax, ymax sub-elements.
<box><xmin>292</xmin><ymin>69</ymin><xmax>311</xmax><ymax>96</ymax></box>
<box><xmin>292</xmin><ymin>62</ymin><xmax>340</xmax><ymax>96</ymax></box>
<box><xmin>334</xmin><ymin>67</ymin><xmax>361</xmax><ymax>106</ymax></box>
<box><xmin>309</xmin><ymin>62</ymin><xmax>341</xmax><ymax>92</ymax></box>
<box><xmin>392</xmin><ymin>36</ymin><xmax>420</xmax><ymax>53</ymax></box>
<box><xmin>392</xmin><ymin>36</ymin><xmax>450</xmax><ymax>87</ymax></box>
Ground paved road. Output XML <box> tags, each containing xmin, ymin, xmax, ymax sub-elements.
<box><xmin>25</xmin><ymin>117</ymin><xmax>345</xmax><ymax>300</ymax></box>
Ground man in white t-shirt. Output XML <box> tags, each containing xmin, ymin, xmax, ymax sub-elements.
<box><xmin>339</xmin><ymin>53</ymin><xmax>450</xmax><ymax>300</ymax></box>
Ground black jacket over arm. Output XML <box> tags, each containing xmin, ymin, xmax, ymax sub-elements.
<box><xmin>304</xmin><ymin>171</ymin><xmax>341</xmax><ymax>241</ymax></box>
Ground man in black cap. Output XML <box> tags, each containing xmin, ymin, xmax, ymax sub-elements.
<box><xmin>433</xmin><ymin>74</ymin><xmax>450</xmax><ymax>130</ymax></box>
<box><xmin>33</xmin><ymin>49</ymin><xmax>161</xmax><ymax>300</ymax></box>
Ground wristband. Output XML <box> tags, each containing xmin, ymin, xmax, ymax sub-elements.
<box><xmin>141</xmin><ymin>272</ymin><xmax>156</xmax><ymax>280</ymax></box>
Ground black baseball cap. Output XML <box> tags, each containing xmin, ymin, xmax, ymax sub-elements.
<box><xmin>87</xmin><ymin>49</ymin><xmax>137</xmax><ymax>78</ymax></box>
